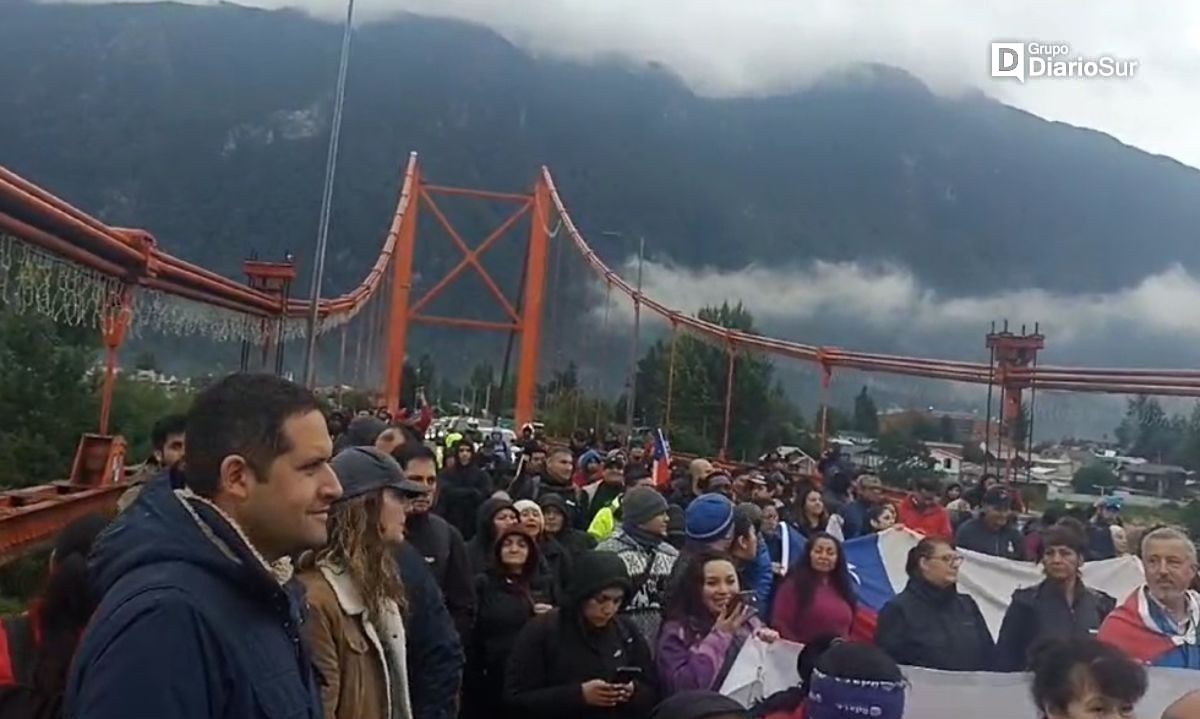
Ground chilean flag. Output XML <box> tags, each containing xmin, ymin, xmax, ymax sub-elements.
<box><xmin>651</xmin><ymin>428</ymin><xmax>672</xmax><ymax>489</ymax></box>
<box><xmin>838</xmin><ymin>528</ymin><xmax>1146</xmax><ymax>643</ymax></box>
<box><xmin>1098</xmin><ymin>587</ymin><xmax>1200</xmax><ymax>667</ymax></box>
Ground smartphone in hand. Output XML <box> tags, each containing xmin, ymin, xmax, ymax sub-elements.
<box><xmin>612</xmin><ymin>666</ymin><xmax>643</xmax><ymax>685</ymax></box>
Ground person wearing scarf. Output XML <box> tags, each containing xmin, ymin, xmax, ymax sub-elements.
<box><xmin>597</xmin><ymin>486</ymin><xmax>679</xmax><ymax>644</ymax></box>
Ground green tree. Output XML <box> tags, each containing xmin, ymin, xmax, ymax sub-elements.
<box><xmin>1072</xmin><ymin>462</ymin><xmax>1118</xmax><ymax>494</ymax></box>
<box><xmin>1115</xmin><ymin>395</ymin><xmax>1180</xmax><ymax>460</ymax></box>
<box><xmin>875</xmin><ymin>430</ymin><xmax>933</xmax><ymax>488</ymax></box>
<box><xmin>1180</xmin><ymin>501</ymin><xmax>1200</xmax><ymax>541</ymax></box>
<box><xmin>852</xmin><ymin>386</ymin><xmax>879</xmax><ymax>436</ymax></box>
<box><xmin>1174</xmin><ymin>403</ymin><xmax>1200</xmax><ymax>472</ymax></box>
<box><xmin>0</xmin><ymin>308</ymin><xmax>97</xmax><ymax>488</ymax></box>
<box><xmin>634</xmin><ymin>302</ymin><xmax>799</xmax><ymax>457</ymax></box>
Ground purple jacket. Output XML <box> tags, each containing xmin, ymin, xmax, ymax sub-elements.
<box><xmin>656</xmin><ymin>619</ymin><xmax>756</xmax><ymax>694</ymax></box>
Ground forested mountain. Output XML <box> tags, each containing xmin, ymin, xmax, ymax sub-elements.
<box><xmin>3</xmin><ymin>0</ymin><xmax>1200</xmax><ymax>305</ymax></box>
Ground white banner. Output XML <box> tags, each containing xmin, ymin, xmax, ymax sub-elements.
<box><xmin>720</xmin><ymin>637</ymin><xmax>1197</xmax><ymax>717</ymax></box>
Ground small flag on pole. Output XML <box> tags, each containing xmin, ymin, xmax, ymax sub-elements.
<box><xmin>652</xmin><ymin>428</ymin><xmax>672</xmax><ymax>489</ymax></box>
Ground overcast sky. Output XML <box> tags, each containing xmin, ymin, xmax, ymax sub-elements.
<box><xmin>57</xmin><ymin>0</ymin><xmax>1200</xmax><ymax>168</ymax></box>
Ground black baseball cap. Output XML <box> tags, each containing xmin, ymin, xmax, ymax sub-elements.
<box><xmin>982</xmin><ymin>486</ymin><xmax>1011</xmax><ymax>509</ymax></box>
<box><xmin>331</xmin><ymin>447</ymin><xmax>429</xmax><ymax>503</ymax></box>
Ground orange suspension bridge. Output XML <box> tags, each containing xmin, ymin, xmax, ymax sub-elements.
<box><xmin>3</xmin><ymin>152</ymin><xmax>1200</xmax><ymax>562</ymax></box>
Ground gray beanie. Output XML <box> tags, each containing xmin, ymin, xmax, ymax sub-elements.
<box><xmin>621</xmin><ymin>486</ymin><xmax>670</xmax><ymax>527</ymax></box>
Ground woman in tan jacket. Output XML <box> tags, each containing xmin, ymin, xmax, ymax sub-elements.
<box><xmin>298</xmin><ymin>446</ymin><xmax>429</xmax><ymax>719</ymax></box>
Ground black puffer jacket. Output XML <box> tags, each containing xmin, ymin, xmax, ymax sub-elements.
<box><xmin>995</xmin><ymin>579</ymin><xmax>1116</xmax><ymax>671</ymax></box>
<box><xmin>436</xmin><ymin>449</ymin><xmax>494</xmax><ymax>541</ymax></box>
<box><xmin>464</xmin><ymin>531</ymin><xmax>546</xmax><ymax>719</ymax></box>
<box><xmin>539</xmin><ymin>493</ymin><xmax>597</xmax><ymax>560</ymax></box>
<box><xmin>504</xmin><ymin>552</ymin><xmax>659</xmax><ymax>719</ymax></box>
<box><xmin>875</xmin><ymin>576</ymin><xmax>995</xmax><ymax>671</ymax></box>
<box><xmin>954</xmin><ymin>517</ymin><xmax>1026</xmax><ymax>560</ymax></box>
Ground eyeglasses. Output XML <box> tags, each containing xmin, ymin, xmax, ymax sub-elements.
<box><xmin>930</xmin><ymin>554</ymin><xmax>964</xmax><ymax>567</ymax></box>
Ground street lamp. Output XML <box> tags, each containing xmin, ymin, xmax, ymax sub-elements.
<box><xmin>301</xmin><ymin>0</ymin><xmax>357</xmax><ymax>387</ymax></box>
<box><xmin>602</xmin><ymin>230</ymin><xmax>645</xmax><ymax>443</ymax></box>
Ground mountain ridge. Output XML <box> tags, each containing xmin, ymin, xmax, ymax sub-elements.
<box><xmin>2</xmin><ymin>1</ymin><xmax>1199</xmax><ymax>303</ymax></box>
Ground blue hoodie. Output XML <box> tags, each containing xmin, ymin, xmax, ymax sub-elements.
<box><xmin>743</xmin><ymin>536</ymin><xmax>775</xmax><ymax>612</ymax></box>
<box><xmin>66</xmin><ymin>474</ymin><xmax>321</xmax><ymax>719</ymax></box>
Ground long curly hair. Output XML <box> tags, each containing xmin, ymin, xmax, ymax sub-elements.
<box><xmin>316</xmin><ymin>492</ymin><xmax>407</xmax><ymax>621</ymax></box>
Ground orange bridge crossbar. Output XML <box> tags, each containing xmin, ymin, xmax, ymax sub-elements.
<box><xmin>383</xmin><ymin>163</ymin><xmax>547</xmax><ymax>427</ymax></box>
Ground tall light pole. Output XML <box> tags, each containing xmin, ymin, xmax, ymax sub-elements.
<box><xmin>301</xmin><ymin>0</ymin><xmax>356</xmax><ymax>387</ymax></box>
<box><xmin>603</xmin><ymin>231</ymin><xmax>645</xmax><ymax>443</ymax></box>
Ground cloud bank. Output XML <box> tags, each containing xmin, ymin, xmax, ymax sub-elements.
<box><xmin>590</xmin><ymin>257</ymin><xmax>1200</xmax><ymax>365</ymax></box>
<box><xmin>46</xmin><ymin>0</ymin><xmax>1200</xmax><ymax>168</ymax></box>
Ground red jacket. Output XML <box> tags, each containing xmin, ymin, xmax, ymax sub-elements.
<box><xmin>896</xmin><ymin>496</ymin><xmax>953</xmax><ymax>539</ymax></box>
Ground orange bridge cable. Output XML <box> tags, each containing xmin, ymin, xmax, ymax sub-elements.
<box><xmin>0</xmin><ymin>166</ymin><xmax>133</xmax><ymax>247</ymax></box>
<box><xmin>353</xmin><ymin>306</ymin><xmax>365</xmax><ymax>387</ymax></box>
<box><xmin>0</xmin><ymin>212</ymin><xmax>128</xmax><ymax>279</ymax></box>
<box><xmin>664</xmin><ymin>320</ymin><xmax>679</xmax><ymax>430</ymax></box>
<box><xmin>363</xmin><ymin>290</ymin><xmax>380</xmax><ymax>391</ymax></box>
<box><xmin>287</xmin><ymin>152</ymin><xmax>419</xmax><ymax>319</ymax></box>
<box><xmin>0</xmin><ymin>175</ymin><xmax>144</xmax><ymax>265</ymax></box>
<box><xmin>594</xmin><ymin>281</ymin><xmax>613</xmax><ymax>431</ymax></box>
<box><xmin>376</xmin><ymin>268</ymin><xmax>392</xmax><ymax>395</ymax></box>
<box><xmin>338</xmin><ymin>323</ymin><xmax>348</xmax><ymax>387</ymax></box>
<box><xmin>720</xmin><ymin>343</ymin><xmax>736</xmax><ymax>461</ymax></box>
<box><xmin>2</xmin><ymin>156</ymin><xmax>415</xmax><ymax>321</ymax></box>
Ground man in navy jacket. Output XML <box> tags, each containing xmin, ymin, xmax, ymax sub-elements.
<box><xmin>68</xmin><ymin>374</ymin><xmax>343</xmax><ymax>719</ymax></box>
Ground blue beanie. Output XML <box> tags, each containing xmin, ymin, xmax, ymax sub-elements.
<box><xmin>685</xmin><ymin>494</ymin><xmax>735</xmax><ymax>542</ymax></box>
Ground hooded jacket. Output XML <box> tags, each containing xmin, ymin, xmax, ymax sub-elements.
<box><xmin>436</xmin><ymin>445</ymin><xmax>494</xmax><ymax>541</ymax></box>
<box><xmin>995</xmin><ymin>579</ymin><xmax>1116</xmax><ymax>671</ymax></box>
<box><xmin>504</xmin><ymin>551</ymin><xmax>658</xmax><ymax>719</ymax></box>
<box><xmin>465</xmin><ymin>530</ymin><xmax>545</xmax><ymax>719</ymax></box>
<box><xmin>466</xmin><ymin>498</ymin><xmax>519</xmax><ymax>576</ymax></box>
<box><xmin>539</xmin><ymin>493</ymin><xmax>596</xmax><ymax>559</ymax></box>
<box><xmin>66</xmin><ymin>476</ymin><xmax>321</xmax><ymax>719</ymax></box>
<box><xmin>402</xmin><ymin>511</ymin><xmax>476</xmax><ymax>640</ymax></box>
<box><xmin>394</xmin><ymin>542</ymin><xmax>464</xmax><ymax>719</ymax></box>
<box><xmin>874</xmin><ymin>575</ymin><xmax>995</xmax><ymax>671</ymax></box>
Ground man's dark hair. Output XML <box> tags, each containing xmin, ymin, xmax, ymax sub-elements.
<box><xmin>396</xmin><ymin>444</ymin><xmax>437</xmax><ymax>469</ymax></box>
<box><xmin>913</xmin><ymin>475</ymin><xmax>941</xmax><ymax>493</ymax></box>
<box><xmin>151</xmin><ymin>414</ymin><xmax>188</xmax><ymax>451</ymax></box>
<box><xmin>184</xmin><ymin>373</ymin><xmax>323</xmax><ymax>498</ymax></box>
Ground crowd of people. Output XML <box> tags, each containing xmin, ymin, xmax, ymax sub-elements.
<box><xmin>0</xmin><ymin>372</ymin><xmax>1197</xmax><ymax>719</ymax></box>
